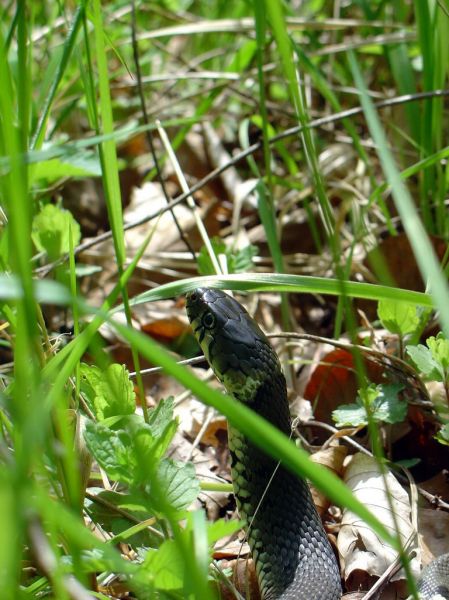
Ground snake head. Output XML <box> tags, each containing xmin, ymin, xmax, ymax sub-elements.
<box><xmin>186</xmin><ymin>287</ymin><xmax>281</xmax><ymax>402</ymax></box>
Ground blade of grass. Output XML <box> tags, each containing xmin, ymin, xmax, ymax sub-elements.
<box><xmin>348</xmin><ymin>50</ymin><xmax>449</xmax><ymax>336</ymax></box>
<box><xmin>0</xmin><ymin>23</ymin><xmax>40</xmax><ymax>600</ymax></box>
<box><xmin>30</xmin><ymin>4</ymin><xmax>85</xmax><ymax>150</ymax></box>
<box><xmin>128</xmin><ymin>273</ymin><xmax>433</xmax><ymax>308</ymax></box>
<box><xmin>90</xmin><ymin>0</ymin><xmax>148</xmax><ymax>422</ymax></box>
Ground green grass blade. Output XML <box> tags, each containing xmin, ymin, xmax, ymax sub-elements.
<box><xmin>30</xmin><ymin>4</ymin><xmax>85</xmax><ymax>150</ymax></box>
<box><xmin>128</xmin><ymin>273</ymin><xmax>432</xmax><ymax>308</ymax></box>
<box><xmin>348</xmin><ymin>51</ymin><xmax>449</xmax><ymax>335</ymax></box>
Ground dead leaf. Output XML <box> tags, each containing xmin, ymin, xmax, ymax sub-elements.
<box><xmin>215</xmin><ymin>556</ymin><xmax>260</xmax><ymax>600</ymax></box>
<box><xmin>338</xmin><ymin>453</ymin><xmax>420</xmax><ymax>591</ymax></box>
<box><xmin>141</xmin><ymin>316</ymin><xmax>188</xmax><ymax>343</ymax></box>
<box><xmin>304</xmin><ymin>348</ymin><xmax>384</xmax><ymax>425</ymax></box>
<box><xmin>310</xmin><ymin>444</ymin><xmax>348</xmax><ymax>515</ymax></box>
<box><xmin>418</xmin><ymin>508</ymin><xmax>449</xmax><ymax>564</ymax></box>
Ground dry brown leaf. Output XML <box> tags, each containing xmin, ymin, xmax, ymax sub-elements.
<box><xmin>303</xmin><ymin>347</ymin><xmax>384</xmax><ymax>425</ymax></box>
<box><xmin>418</xmin><ymin>508</ymin><xmax>449</xmax><ymax>565</ymax></box>
<box><xmin>215</xmin><ymin>556</ymin><xmax>259</xmax><ymax>600</ymax></box>
<box><xmin>140</xmin><ymin>316</ymin><xmax>188</xmax><ymax>343</ymax></box>
<box><xmin>310</xmin><ymin>444</ymin><xmax>348</xmax><ymax>515</ymax></box>
<box><xmin>338</xmin><ymin>453</ymin><xmax>420</xmax><ymax>589</ymax></box>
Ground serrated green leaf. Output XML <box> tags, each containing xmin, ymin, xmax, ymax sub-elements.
<box><xmin>231</xmin><ymin>244</ymin><xmax>259</xmax><ymax>273</ymax></box>
<box><xmin>427</xmin><ymin>333</ymin><xmax>449</xmax><ymax>373</ymax></box>
<box><xmin>31</xmin><ymin>204</ymin><xmax>81</xmax><ymax>260</ymax></box>
<box><xmin>151</xmin><ymin>459</ymin><xmax>200</xmax><ymax>512</ymax></box>
<box><xmin>378</xmin><ymin>298</ymin><xmax>419</xmax><ymax>335</ymax></box>
<box><xmin>84</xmin><ymin>421</ymin><xmax>135</xmax><ymax>484</ymax></box>
<box><xmin>81</xmin><ymin>363</ymin><xmax>135</xmax><ymax>420</ymax></box>
<box><xmin>206</xmin><ymin>518</ymin><xmax>243</xmax><ymax>544</ymax></box>
<box><xmin>99</xmin><ymin>364</ymin><xmax>136</xmax><ymax>418</ymax></box>
<box><xmin>436</xmin><ymin>423</ymin><xmax>449</xmax><ymax>446</ymax></box>
<box><xmin>332</xmin><ymin>402</ymin><xmax>367</xmax><ymax>427</ymax></box>
<box><xmin>333</xmin><ymin>383</ymin><xmax>406</xmax><ymax>427</ymax></box>
<box><xmin>120</xmin><ymin>412</ymin><xmax>178</xmax><ymax>465</ymax></box>
<box><xmin>147</xmin><ymin>397</ymin><xmax>175</xmax><ymax>438</ymax></box>
<box><xmin>197</xmin><ymin>238</ymin><xmax>226</xmax><ymax>275</ymax></box>
<box><xmin>141</xmin><ymin>540</ymin><xmax>184</xmax><ymax>590</ymax></box>
<box><xmin>360</xmin><ymin>384</ymin><xmax>381</xmax><ymax>407</ymax></box>
<box><xmin>372</xmin><ymin>383</ymin><xmax>407</xmax><ymax>424</ymax></box>
<box><xmin>406</xmin><ymin>344</ymin><xmax>443</xmax><ymax>381</ymax></box>
<box><xmin>152</xmin><ymin>419</ymin><xmax>179</xmax><ymax>461</ymax></box>
<box><xmin>116</xmin><ymin>416</ymin><xmax>175</xmax><ymax>483</ymax></box>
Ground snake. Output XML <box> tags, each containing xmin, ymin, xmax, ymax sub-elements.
<box><xmin>186</xmin><ymin>287</ymin><xmax>449</xmax><ymax>600</ymax></box>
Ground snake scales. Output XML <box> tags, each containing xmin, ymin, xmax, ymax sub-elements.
<box><xmin>186</xmin><ymin>287</ymin><xmax>449</xmax><ymax>600</ymax></box>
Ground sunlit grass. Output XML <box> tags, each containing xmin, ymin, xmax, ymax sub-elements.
<box><xmin>0</xmin><ymin>0</ymin><xmax>447</xmax><ymax>598</ymax></box>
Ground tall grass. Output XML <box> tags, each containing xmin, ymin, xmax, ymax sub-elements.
<box><xmin>0</xmin><ymin>0</ymin><xmax>448</xmax><ymax>598</ymax></box>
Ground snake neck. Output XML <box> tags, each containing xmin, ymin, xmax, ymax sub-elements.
<box><xmin>228</xmin><ymin>378</ymin><xmax>342</xmax><ymax>600</ymax></box>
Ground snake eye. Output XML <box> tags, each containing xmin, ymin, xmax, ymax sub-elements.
<box><xmin>202</xmin><ymin>312</ymin><xmax>216</xmax><ymax>329</ymax></box>
<box><xmin>189</xmin><ymin>292</ymin><xmax>198</xmax><ymax>302</ymax></box>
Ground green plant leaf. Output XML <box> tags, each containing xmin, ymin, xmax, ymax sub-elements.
<box><xmin>140</xmin><ymin>539</ymin><xmax>184</xmax><ymax>591</ymax></box>
<box><xmin>427</xmin><ymin>333</ymin><xmax>449</xmax><ymax>373</ymax></box>
<box><xmin>332</xmin><ymin>402</ymin><xmax>368</xmax><ymax>427</ymax></box>
<box><xmin>406</xmin><ymin>344</ymin><xmax>444</xmax><ymax>381</ymax></box>
<box><xmin>197</xmin><ymin>237</ymin><xmax>258</xmax><ymax>275</ymax></box>
<box><xmin>371</xmin><ymin>383</ymin><xmax>407</xmax><ymax>424</ymax></box>
<box><xmin>84</xmin><ymin>408</ymin><xmax>180</xmax><ymax>487</ymax></box>
<box><xmin>84</xmin><ymin>421</ymin><xmax>135</xmax><ymax>485</ymax></box>
<box><xmin>31</xmin><ymin>204</ymin><xmax>81</xmax><ymax>261</ymax></box>
<box><xmin>206</xmin><ymin>518</ymin><xmax>243</xmax><ymax>544</ymax></box>
<box><xmin>435</xmin><ymin>423</ymin><xmax>449</xmax><ymax>446</ymax></box>
<box><xmin>151</xmin><ymin>459</ymin><xmax>200</xmax><ymax>513</ymax></box>
<box><xmin>80</xmin><ymin>363</ymin><xmax>136</xmax><ymax>420</ymax></box>
<box><xmin>29</xmin><ymin>154</ymin><xmax>101</xmax><ymax>184</ymax></box>
<box><xmin>147</xmin><ymin>396</ymin><xmax>175</xmax><ymax>438</ymax></box>
<box><xmin>377</xmin><ymin>299</ymin><xmax>419</xmax><ymax>335</ymax></box>
<box><xmin>333</xmin><ymin>383</ymin><xmax>406</xmax><ymax>427</ymax></box>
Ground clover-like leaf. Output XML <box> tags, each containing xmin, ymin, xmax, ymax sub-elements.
<box><xmin>32</xmin><ymin>204</ymin><xmax>81</xmax><ymax>260</ymax></box>
<box><xmin>378</xmin><ymin>299</ymin><xmax>419</xmax><ymax>336</ymax></box>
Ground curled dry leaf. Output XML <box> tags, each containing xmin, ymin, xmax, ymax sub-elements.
<box><xmin>418</xmin><ymin>508</ymin><xmax>449</xmax><ymax>565</ymax></box>
<box><xmin>338</xmin><ymin>453</ymin><xmax>420</xmax><ymax>591</ymax></box>
<box><xmin>303</xmin><ymin>348</ymin><xmax>384</xmax><ymax>427</ymax></box>
<box><xmin>216</xmin><ymin>556</ymin><xmax>260</xmax><ymax>600</ymax></box>
<box><xmin>310</xmin><ymin>444</ymin><xmax>348</xmax><ymax>516</ymax></box>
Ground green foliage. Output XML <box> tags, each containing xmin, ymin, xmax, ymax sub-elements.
<box><xmin>197</xmin><ymin>237</ymin><xmax>258</xmax><ymax>275</ymax></box>
<box><xmin>140</xmin><ymin>539</ymin><xmax>185</xmax><ymax>591</ymax></box>
<box><xmin>436</xmin><ymin>423</ymin><xmax>449</xmax><ymax>446</ymax></box>
<box><xmin>377</xmin><ymin>299</ymin><xmax>420</xmax><ymax>336</ymax></box>
<box><xmin>81</xmin><ymin>363</ymin><xmax>136</xmax><ymax>420</ymax></box>
<box><xmin>333</xmin><ymin>383</ymin><xmax>407</xmax><ymax>428</ymax></box>
<box><xmin>82</xmin><ymin>386</ymin><xmax>215</xmax><ymax>597</ymax></box>
<box><xmin>407</xmin><ymin>333</ymin><xmax>449</xmax><ymax>383</ymax></box>
<box><xmin>84</xmin><ymin>397</ymin><xmax>181</xmax><ymax>487</ymax></box>
<box><xmin>31</xmin><ymin>204</ymin><xmax>81</xmax><ymax>261</ymax></box>
<box><xmin>2</xmin><ymin>0</ymin><xmax>449</xmax><ymax>598</ymax></box>
<box><xmin>29</xmin><ymin>154</ymin><xmax>101</xmax><ymax>184</ymax></box>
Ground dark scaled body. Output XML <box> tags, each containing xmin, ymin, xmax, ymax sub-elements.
<box><xmin>186</xmin><ymin>287</ymin><xmax>342</xmax><ymax>599</ymax></box>
<box><xmin>185</xmin><ymin>287</ymin><xmax>449</xmax><ymax>599</ymax></box>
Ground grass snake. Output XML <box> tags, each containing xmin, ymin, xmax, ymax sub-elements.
<box><xmin>186</xmin><ymin>287</ymin><xmax>449</xmax><ymax>600</ymax></box>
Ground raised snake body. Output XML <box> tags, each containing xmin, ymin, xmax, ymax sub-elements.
<box><xmin>186</xmin><ymin>287</ymin><xmax>449</xmax><ymax>600</ymax></box>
